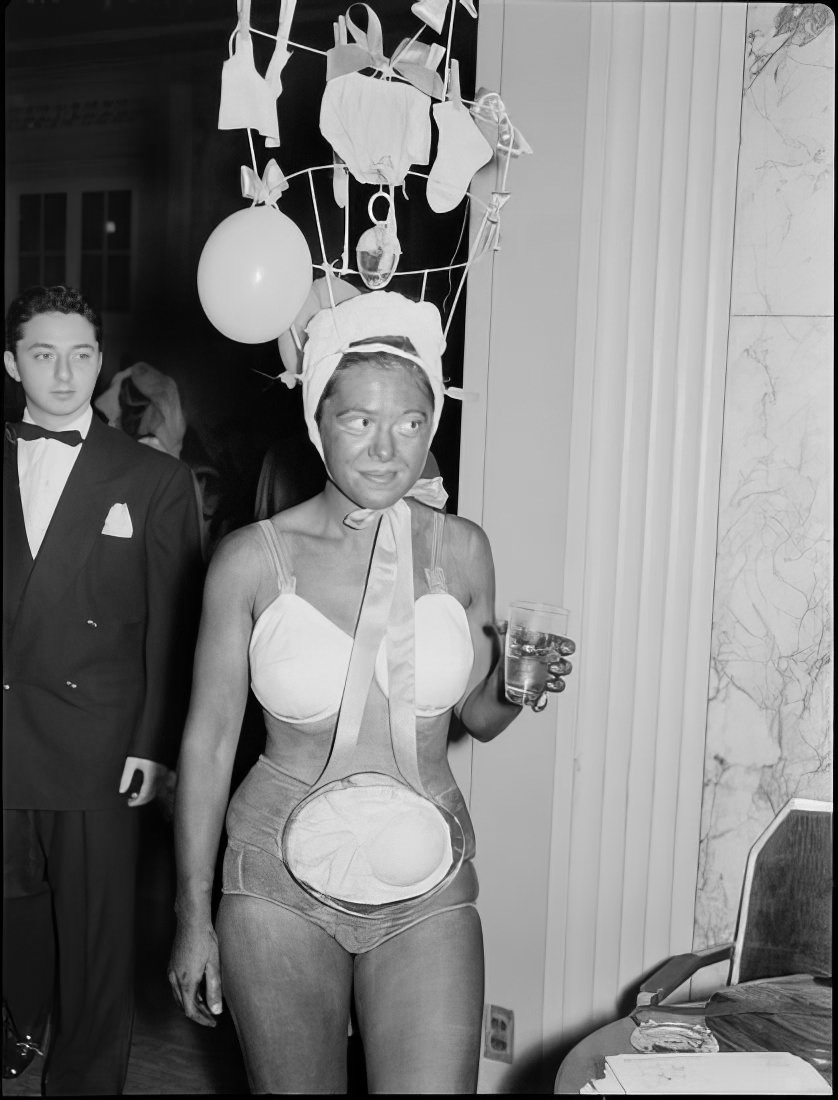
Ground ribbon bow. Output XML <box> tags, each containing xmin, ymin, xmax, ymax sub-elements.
<box><xmin>327</xmin><ymin>4</ymin><xmax>444</xmax><ymax>100</ymax></box>
<box><xmin>277</xmin><ymin>368</ymin><xmax>300</xmax><ymax>389</ymax></box>
<box><xmin>344</xmin><ymin>476</ymin><xmax>448</xmax><ymax>530</ymax></box>
<box><xmin>470</xmin><ymin>89</ymin><xmax>533</xmax><ymax>158</ymax></box>
<box><xmin>406</xmin><ymin>475</ymin><xmax>448</xmax><ymax>510</ymax></box>
<box><xmin>473</xmin><ymin>191</ymin><xmax>511</xmax><ymax>258</ymax></box>
<box><xmin>240</xmin><ymin>158</ymin><xmax>289</xmax><ymax>206</ymax></box>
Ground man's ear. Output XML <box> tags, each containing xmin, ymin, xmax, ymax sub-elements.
<box><xmin>4</xmin><ymin>350</ymin><xmax>21</xmax><ymax>383</ymax></box>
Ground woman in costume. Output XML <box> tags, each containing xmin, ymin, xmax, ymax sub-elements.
<box><xmin>169</xmin><ymin>290</ymin><xmax>574</xmax><ymax>1094</ymax></box>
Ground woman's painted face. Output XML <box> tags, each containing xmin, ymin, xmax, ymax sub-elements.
<box><xmin>318</xmin><ymin>362</ymin><xmax>434</xmax><ymax>510</ymax></box>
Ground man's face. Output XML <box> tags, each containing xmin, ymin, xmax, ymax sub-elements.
<box><xmin>4</xmin><ymin>311</ymin><xmax>102</xmax><ymax>429</ymax></box>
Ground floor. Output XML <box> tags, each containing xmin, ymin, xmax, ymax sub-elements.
<box><xmin>2</xmin><ymin>809</ymin><xmax>250</xmax><ymax>1096</ymax></box>
<box><xmin>2</xmin><ymin>712</ymin><xmax>367</xmax><ymax>1096</ymax></box>
<box><xmin>1</xmin><ymin>803</ymin><xmax>369</xmax><ymax>1095</ymax></box>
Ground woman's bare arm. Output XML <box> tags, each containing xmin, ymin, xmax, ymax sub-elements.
<box><xmin>450</xmin><ymin>519</ymin><xmax>523</xmax><ymax>742</ymax></box>
<box><xmin>169</xmin><ymin>526</ymin><xmax>261</xmax><ymax>1025</ymax></box>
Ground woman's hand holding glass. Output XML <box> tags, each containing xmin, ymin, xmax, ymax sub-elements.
<box><xmin>534</xmin><ymin>640</ymin><xmax>575</xmax><ymax>710</ymax></box>
<box><xmin>495</xmin><ymin>614</ymin><xmax>576</xmax><ymax>712</ymax></box>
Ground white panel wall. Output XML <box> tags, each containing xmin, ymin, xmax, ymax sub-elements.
<box><xmin>459</xmin><ymin>2</ymin><xmax>747</xmax><ymax>1090</ymax></box>
<box><xmin>458</xmin><ymin>0</ymin><xmax>584</xmax><ymax>567</ymax></box>
<box><xmin>459</xmin><ymin>0</ymin><xmax>591</xmax><ymax>1090</ymax></box>
<box><xmin>544</xmin><ymin>0</ymin><xmax>746</xmax><ymax>1041</ymax></box>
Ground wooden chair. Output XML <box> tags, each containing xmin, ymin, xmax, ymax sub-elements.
<box><xmin>555</xmin><ymin>798</ymin><xmax>833</xmax><ymax>1093</ymax></box>
<box><xmin>637</xmin><ymin>797</ymin><xmax>832</xmax><ymax>1009</ymax></box>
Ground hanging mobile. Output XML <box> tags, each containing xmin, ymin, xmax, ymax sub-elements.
<box><xmin>356</xmin><ymin>189</ymin><xmax>401</xmax><ymax>289</ymax></box>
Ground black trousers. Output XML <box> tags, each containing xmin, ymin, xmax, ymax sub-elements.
<box><xmin>3</xmin><ymin>807</ymin><xmax>139</xmax><ymax>1096</ymax></box>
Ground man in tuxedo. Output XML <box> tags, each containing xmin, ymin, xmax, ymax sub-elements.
<box><xmin>2</xmin><ymin>286</ymin><xmax>202</xmax><ymax>1094</ymax></box>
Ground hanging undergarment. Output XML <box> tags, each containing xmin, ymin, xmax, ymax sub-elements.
<box><xmin>319</xmin><ymin>5</ymin><xmax>437</xmax><ymax>188</ymax></box>
<box><xmin>427</xmin><ymin>60</ymin><xmax>492</xmax><ymax>213</ymax></box>
<box><xmin>320</xmin><ymin>71</ymin><xmax>431</xmax><ymax>187</ymax></box>
<box><xmin>263</xmin><ymin>0</ymin><xmax>297</xmax><ymax>148</ymax></box>
<box><xmin>218</xmin><ymin>0</ymin><xmax>291</xmax><ymax>146</ymax></box>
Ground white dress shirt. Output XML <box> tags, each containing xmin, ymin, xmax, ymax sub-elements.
<box><xmin>17</xmin><ymin>405</ymin><xmax>94</xmax><ymax>558</ymax></box>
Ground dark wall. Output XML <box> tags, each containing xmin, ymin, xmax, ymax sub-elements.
<box><xmin>5</xmin><ymin>0</ymin><xmax>480</xmax><ymax>519</ymax></box>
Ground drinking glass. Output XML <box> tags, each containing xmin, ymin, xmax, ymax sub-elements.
<box><xmin>504</xmin><ymin>602</ymin><xmax>569</xmax><ymax>706</ymax></box>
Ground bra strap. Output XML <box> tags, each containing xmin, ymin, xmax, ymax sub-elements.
<box><xmin>228</xmin><ymin>0</ymin><xmax>252</xmax><ymax>53</ymax></box>
<box><xmin>239</xmin><ymin>0</ymin><xmax>253</xmax><ymax>36</ymax></box>
<box><xmin>256</xmin><ymin>519</ymin><xmax>296</xmax><ymax>594</ymax></box>
<box><xmin>425</xmin><ymin>509</ymin><xmax>448</xmax><ymax>594</ymax></box>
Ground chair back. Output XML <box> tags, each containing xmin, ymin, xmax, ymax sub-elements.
<box><xmin>731</xmin><ymin>798</ymin><xmax>832</xmax><ymax>985</ymax></box>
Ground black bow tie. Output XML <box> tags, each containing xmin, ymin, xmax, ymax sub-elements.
<box><xmin>7</xmin><ymin>422</ymin><xmax>84</xmax><ymax>447</ymax></box>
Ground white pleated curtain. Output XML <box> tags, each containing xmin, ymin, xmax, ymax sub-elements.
<box><xmin>456</xmin><ymin>0</ymin><xmax>748</xmax><ymax>1069</ymax></box>
<box><xmin>542</xmin><ymin>1</ymin><xmax>747</xmax><ymax>1038</ymax></box>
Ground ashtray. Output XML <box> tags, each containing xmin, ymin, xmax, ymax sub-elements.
<box><xmin>629</xmin><ymin>1020</ymin><xmax>720</xmax><ymax>1054</ymax></box>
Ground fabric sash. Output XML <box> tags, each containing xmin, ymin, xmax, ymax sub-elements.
<box><xmin>313</xmin><ymin>497</ymin><xmax>423</xmax><ymax>791</ymax></box>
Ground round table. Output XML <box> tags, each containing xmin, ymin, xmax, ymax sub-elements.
<box><xmin>555</xmin><ymin>976</ymin><xmax>832</xmax><ymax>1094</ymax></box>
<box><xmin>554</xmin><ymin>1015</ymin><xmax>651</xmax><ymax>1094</ymax></box>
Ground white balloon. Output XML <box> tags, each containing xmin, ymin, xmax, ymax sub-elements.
<box><xmin>197</xmin><ymin>205</ymin><xmax>313</xmax><ymax>344</ymax></box>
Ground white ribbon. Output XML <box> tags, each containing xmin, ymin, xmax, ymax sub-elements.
<box><xmin>240</xmin><ymin>158</ymin><xmax>289</xmax><ymax>206</ymax></box>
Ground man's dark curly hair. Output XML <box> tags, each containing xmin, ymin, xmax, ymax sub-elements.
<box><xmin>5</xmin><ymin>285</ymin><xmax>103</xmax><ymax>354</ymax></box>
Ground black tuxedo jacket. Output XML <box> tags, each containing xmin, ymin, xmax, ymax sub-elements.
<box><xmin>3</xmin><ymin>415</ymin><xmax>202</xmax><ymax>810</ymax></box>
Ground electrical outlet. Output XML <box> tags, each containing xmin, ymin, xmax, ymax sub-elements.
<box><xmin>483</xmin><ymin>1004</ymin><xmax>514</xmax><ymax>1063</ymax></box>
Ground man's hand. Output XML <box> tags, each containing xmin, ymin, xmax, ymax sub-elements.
<box><xmin>119</xmin><ymin>757</ymin><xmax>171</xmax><ymax>807</ymax></box>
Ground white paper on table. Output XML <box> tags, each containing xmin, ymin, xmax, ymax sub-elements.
<box><xmin>584</xmin><ymin>1064</ymin><xmax>627</xmax><ymax>1094</ymax></box>
<box><xmin>604</xmin><ymin>1052</ymin><xmax>831</xmax><ymax>1095</ymax></box>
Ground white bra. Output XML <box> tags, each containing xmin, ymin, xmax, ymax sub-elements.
<box><xmin>249</xmin><ymin>513</ymin><xmax>474</xmax><ymax>724</ymax></box>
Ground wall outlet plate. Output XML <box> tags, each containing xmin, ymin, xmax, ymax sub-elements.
<box><xmin>483</xmin><ymin>1003</ymin><xmax>514</xmax><ymax>1063</ymax></box>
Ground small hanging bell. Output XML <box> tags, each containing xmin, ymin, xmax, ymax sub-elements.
<box><xmin>356</xmin><ymin>191</ymin><xmax>401</xmax><ymax>289</ymax></box>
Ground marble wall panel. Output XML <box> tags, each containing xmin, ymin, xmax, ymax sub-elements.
<box><xmin>696</xmin><ymin>313</ymin><xmax>832</xmax><ymax>948</ymax></box>
<box><xmin>730</xmin><ymin>3</ymin><xmax>834</xmax><ymax>317</ymax></box>
<box><xmin>695</xmin><ymin>1</ymin><xmax>833</xmax><ymax>953</ymax></box>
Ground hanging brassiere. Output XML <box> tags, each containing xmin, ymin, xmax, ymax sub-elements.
<box><xmin>218</xmin><ymin>0</ymin><xmax>282</xmax><ymax>144</ymax></box>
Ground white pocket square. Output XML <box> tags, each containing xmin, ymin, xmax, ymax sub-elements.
<box><xmin>102</xmin><ymin>502</ymin><xmax>133</xmax><ymax>538</ymax></box>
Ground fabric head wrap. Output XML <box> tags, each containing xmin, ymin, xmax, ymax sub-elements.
<box><xmin>301</xmin><ymin>290</ymin><xmax>446</xmax><ymax>465</ymax></box>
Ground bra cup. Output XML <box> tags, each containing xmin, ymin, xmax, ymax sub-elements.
<box><xmin>250</xmin><ymin>594</ymin><xmax>353</xmax><ymax>724</ymax></box>
<box><xmin>373</xmin><ymin>593</ymin><xmax>474</xmax><ymax>717</ymax></box>
<box><xmin>250</xmin><ymin>592</ymin><xmax>474</xmax><ymax>725</ymax></box>
<box><xmin>284</xmin><ymin>779</ymin><xmax>454</xmax><ymax>903</ymax></box>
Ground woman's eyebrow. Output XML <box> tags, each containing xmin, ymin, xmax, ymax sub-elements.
<box><xmin>336</xmin><ymin>406</ymin><xmax>429</xmax><ymax>416</ymax></box>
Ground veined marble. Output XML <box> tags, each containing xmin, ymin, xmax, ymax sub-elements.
<box><xmin>730</xmin><ymin>3</ymin><xmax>834</xmax><ymax>317</ymax></box>
<box><xmin>695</xmin><ymin>1</ymin><xmax>833</xmax><ymax>954</ymax></box>
<box><xmin>696</xmin><ymin>314</ymin><xmax>832</xmax><ymax>948</ymax></box>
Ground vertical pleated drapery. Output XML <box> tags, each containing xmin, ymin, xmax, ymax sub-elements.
<box><xmin>541</xmin><ymin>1</ymin><xmax>747</xmax><ymax>1041</ymax></box>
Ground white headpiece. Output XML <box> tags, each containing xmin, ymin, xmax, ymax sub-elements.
<box><xmin>300</xmin><ymin>290</ymin><xmax>447</xmax><ymax>462</ymax></box>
